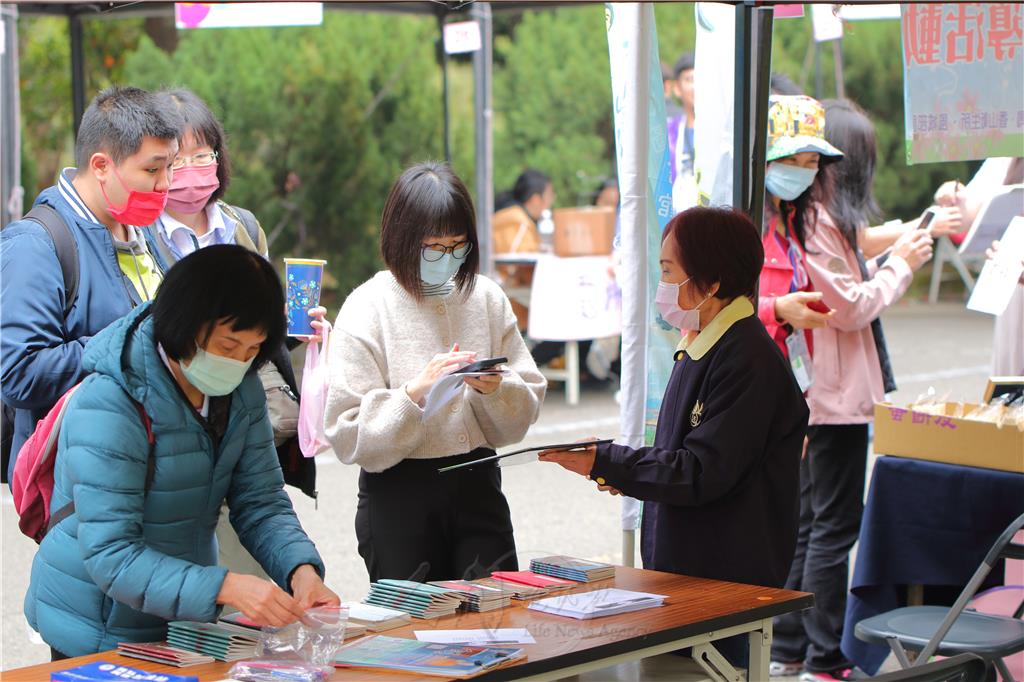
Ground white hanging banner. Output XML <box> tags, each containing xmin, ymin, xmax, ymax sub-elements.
<box><xmin>693</xmin><ymin>3</ymin><xmax>736</xmax><ymax>209</ymax></box>
<box><xmin>175</xmin><ymin>3</ymin><xmax>323</xmax><ymax>30</ymax></box>
<box><xmin>606</xmin><ymin>3</ymin><xmax>676</xmax><ymax>533</ymax></box>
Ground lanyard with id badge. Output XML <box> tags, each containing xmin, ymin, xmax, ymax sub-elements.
<box><xmin>785</xmin><ymin>329</ymin><xmax>814</xmax><ymax>393</ymax></box>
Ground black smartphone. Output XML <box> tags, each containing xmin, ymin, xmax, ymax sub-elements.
<box><xmin>453</xmin><ymin>357</ymin><xmax>508</xmax><ymax>374</ymax></box>
<box><xmin>918</xmin><ymin>209</ymin><xmax>936</xmax><ymax>233</ymax></box>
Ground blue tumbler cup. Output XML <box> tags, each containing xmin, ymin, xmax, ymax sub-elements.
<box><xmin>284</xmin><ymin>258</ymin><xmax>326</xmax><ymax>337</ymax></box>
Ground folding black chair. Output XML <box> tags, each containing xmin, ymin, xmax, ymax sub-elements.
<box><xmin>870</xmin><ymin>653</ymin><xmax>987</xmax><ymax>682</ymax></box>
<box><xmin>855</xmin><ymin>512</ymin><xmax>1024</xmax><ymax>682</ymax></box>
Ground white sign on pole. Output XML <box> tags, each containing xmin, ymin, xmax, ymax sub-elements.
<box><xmin>175</xmin><ymin>3</ymin><xmax>323</xmax><ymax>30</ymax></box>
<box><xmin>838</xmin><ymin>4</ymin><xmax>901</xmax><ymax>21</ymax></box>
<box><xmin>812</xmin><ymin>4</ymin><xmax>844</xmax><ymax>42</ymax></box>
<box><xmin>444</xmin><ymin>21</ymin><xmax>482</xmax><ymax>55</ymax></box>
<box><xmin>527</xmin><ymin>256</ymin><xmax>622</xmax><ymax>341</ymax></box>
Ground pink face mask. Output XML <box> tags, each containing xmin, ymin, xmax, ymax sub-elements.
<box><xmin>100</xmin><ymin>163</ymin><xmax>168</xmax><ymax>227</ymax></box>
<box><xmin>166</xmin><ymin>164</ymin><xmax>220</xmax><ymax>215</ymax></box>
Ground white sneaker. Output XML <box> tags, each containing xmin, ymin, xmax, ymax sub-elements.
<box><xmin>770</xmin><ymin>661</ymin><xmax>805</xmax><ymax>677</ymax></box>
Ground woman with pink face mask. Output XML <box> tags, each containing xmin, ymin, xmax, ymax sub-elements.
<box><xmin>146</xmin><ymin>89</ymin><xmax>267</xmax><ymax>264</ymax></box>
<box><xmin>143</xmin><ymin>89</ymin><xmax>324</xmax><ymax>583</ymax></box>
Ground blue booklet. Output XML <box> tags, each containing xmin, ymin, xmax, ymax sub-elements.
<box><xmin>51</xmin><ymin>661</ymin><xmax>198</xmax><ymax>682</ymax></box>
<box><xmin>334</xmin><ymin>635</ymin><xmax>524</xmax><ymax>678</ymax></box>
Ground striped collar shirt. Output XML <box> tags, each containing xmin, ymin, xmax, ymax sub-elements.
<box><xmin>58</xmin><ymin>168</ymin><xmax>101</xmax><ymax>224</ymax></box>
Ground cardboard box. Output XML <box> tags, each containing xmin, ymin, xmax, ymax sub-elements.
<box><xmin>553</xmin><ymin>206</ymin><xmax>615</xmax><ymax>257</ymax></box>
<box><xmin>873</xmin><ymin>402</ymin><xmax>1024</xmax><ymax>474</ymax></box>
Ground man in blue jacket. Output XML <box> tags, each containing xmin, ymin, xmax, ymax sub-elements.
<box><xmin>1</xmin><ymin>86</ymin><xmax>179</xmax><ymax>481</ymax></box>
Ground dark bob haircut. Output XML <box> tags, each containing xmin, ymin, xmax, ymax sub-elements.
<box><xmin>380</xmin><ymin>161</ymin><xmax>480</xmax><ymax>300</ymax></box>
<box><xmin>158</xmin><ymin>88</ymin><xmax>231</xmax><ymax>205</ymax></box>
<box><xmin>663</xmin><ymin>206</ymin><xmax>764</xmax><ymax>300</ymax></box>
<box><xmin>153</xmin><ymin>244</ymin><xmax>285</xmax><ymax>367</ymax></box>
<box><xmin>75</xmin><ymin>86</ymin><xmax>181</xmax><ymax>169</ymax></box>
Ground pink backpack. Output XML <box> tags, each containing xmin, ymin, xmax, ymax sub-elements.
<box><xmin>11</xmin><ymin>384</ymin><xmax>153</xmax><ymax>543</ymax></box>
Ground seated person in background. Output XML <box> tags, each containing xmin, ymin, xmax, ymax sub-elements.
<box><xmin>492</xmin><ymin>169</ymin><xmax>554</xmax><ymax>331</ymax></box>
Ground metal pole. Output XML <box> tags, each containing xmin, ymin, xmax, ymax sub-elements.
<box><xmin>438</xmin><ymin>12</ymin><xmax>451</xmax><ymax>164</ymax></box>
<box><xmin>471</xmin><ymin>2</ymin><xmax>493</xmax><ymax>277</ymax></box>
<box><xmin>833</xmin><ymin>38</ymin><xmax>846</xmax><ymax>100</ymax></box>
<box><xmin>1</xmin><ymin>3</ymin><xmax>23</xmax><ymax>227</ymax></box>
<box><xmin>750</xmin><ymin>7</ymin><xmax>774</xmax><ymax>234</ymax></box>
<box><xmin>732</xmin><ymin>1</ymin><xmax>753</xmax><ymax>212</ymax></box>
<box><xmin>69</xmin><ymin>10</ymin><xmax>86</xmax><ymax>139</ymax></box>
<box><xmin>814</xmin><ymin>41</ymin><xmax>823</xmax><ymax>100</ymax></box>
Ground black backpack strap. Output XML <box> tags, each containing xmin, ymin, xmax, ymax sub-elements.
<box><xmin>24</xmin><ymin>205</ymin><xmax>79</xmax><ymax>318</ymax></box>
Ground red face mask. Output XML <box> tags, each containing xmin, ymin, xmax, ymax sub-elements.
<box><xmin>166</xmin><ymin>164</ymin><xmax>220</xmax><ymax>215</ymax></box>
<box><xmin>99</xmin><ymin>162</ymin><xmax>168</xmax><ymax>227</ymax></box>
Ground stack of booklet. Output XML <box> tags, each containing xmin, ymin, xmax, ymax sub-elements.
<box><xmin>343</xmin><ymin>601</ymin><xmax>413</xmax><ymax>633</ymax></box>
<box><xmin>492</xmin><ymin>571</ymin><xmax>576</xmax><ymax>593</ymax></box>
<box><xmin>428</xmin><ymin>579</ymin><xmax>514</xmax><ymax>612</ymax></box>
<box><xmin>334</xmin><ymin>635</ymin><xmax>524</xmax><ymax>679</ymax></box>
<box><xmin>364</xmin><ymin>579</ymin><xmax>463</xmax><ymax>619</ymax></box>
<box><xmin>166</xmin><ymin>620</ymin><xmax>259</xmax><ymax>661</ymax></box>
<box><xmin>116</xmin><ymin>641</ymin><xmax>215</xmax><ymax>667</ymax></box>
<box><xmin>528</xmin><ymin>588</ymin><xmax>667</xmax><ymax>620</ymax></box>
<box><xmin>530</xmin><ymin>556</ymin><xmax>617</xmax><ymax>583</ymax></box>
<box><xmin>481</xmin><ymin>576</ymin><xmax>549</xmax><ymax>600</ymax></box>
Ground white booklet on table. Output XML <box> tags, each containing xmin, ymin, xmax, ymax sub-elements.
<box><xmin>527</xmin><ymin>588</ymin><xmax>667</xmax><ymax>620</ymax></box>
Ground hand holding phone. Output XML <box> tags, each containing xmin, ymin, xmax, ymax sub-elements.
<box><xmin>453</xmin><ymin>357</ymin><xmax>508</xmax><ymax>375</ymax></box>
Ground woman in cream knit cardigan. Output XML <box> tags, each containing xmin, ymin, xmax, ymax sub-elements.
<box><xmin>323</xmin><ymin>162</ymin><xmax>547</xmax><ymax>583</ymax></box>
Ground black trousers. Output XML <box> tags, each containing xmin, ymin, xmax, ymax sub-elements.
<box><xmin>51</xmin><ymin>647</ymin><xmax>70</xmax><ymax>661</ymax></box>
<box><xmin>355</xmin><ymin>448</ymin><xmax>518</xmax><ymax>583</ymax></box>
<box><xmin>772</xmin><ymin>424</ymin><xmax>868</xmax><ymax>672</ymax></box>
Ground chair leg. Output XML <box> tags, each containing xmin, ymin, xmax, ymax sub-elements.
<box><xmin>565</xmin><ymin>340</ymin><xmax>580</xmax><ymax>406</ymax></box>
<box><xmin>994</xmin><ymin>657</ymin><xmax>1016</xmax><ymax>682</ymax></box>
<box><xmin>948</xmin><ymin>248</ymin><xmax>976</xmax><ymax>295</ymax></box>
<box><xmin>886</xmin><ymin>636</ymin><xmax>913</xmax><ymax>669</ymax></box>
<box><xmin>928</xmin><ymin>240</ymin><xmax>946</xmax><ymax>304</ymax></box>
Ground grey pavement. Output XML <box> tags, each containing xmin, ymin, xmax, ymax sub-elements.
<box><xmin>0</xmin><ymin>300</ymin><xmax>998</xmax><ymax>672</ymax></box>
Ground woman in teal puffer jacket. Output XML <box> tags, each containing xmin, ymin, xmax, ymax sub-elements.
<box><xmin>25</xmin><ymin>244</ymin><xmax>338</xmax><ymax>658</ymax></box>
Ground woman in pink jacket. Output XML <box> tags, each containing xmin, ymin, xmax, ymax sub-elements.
<box><xmin>770</xmin><ymin>99</ymin><xmax>934</xmax><ymax>682</ymax></box>
<box><xmin>757</xmin><ymin>96</ymin><xmax>843</xmax><ymax>370</ymax></box>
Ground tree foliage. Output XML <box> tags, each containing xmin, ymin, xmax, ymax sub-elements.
<box><xmin>17</xmin><ymin>6</ymin><xmax>978</xmax><ymax>301</ymax></box>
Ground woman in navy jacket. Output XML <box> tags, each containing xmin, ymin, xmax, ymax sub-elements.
<box><xmin>541</xmin><ymin>207</ymin><xmax>808</xmax><ymax>661</ymax></box>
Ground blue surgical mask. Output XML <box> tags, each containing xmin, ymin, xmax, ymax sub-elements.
<box><xmin>181</xmin><ymin>347</ymin><xmax>254</xmax><ymax>396</ymax></box>
<box><xmin>765</xmin><ymin>163</ymin><xmax>818</xmax><ymax>201</ymax></box>
<box><xmin>420</xmin><ymin>252</ymin><xmax>461</xmax><ymax>286</ymax></box>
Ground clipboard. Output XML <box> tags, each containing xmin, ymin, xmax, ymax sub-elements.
<box><xmin>957</xmin><ymin>184</ymin><xmax>1024</xmax><ymax>257</ymax></box>
<box><xmin>438</xmin><ymin>439</ymin><xmax>614</xmax><ymax>473</ymax></box>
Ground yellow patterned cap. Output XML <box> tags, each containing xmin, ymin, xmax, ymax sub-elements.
<box><xmin>766</xmin><ymin>95</ymin><xmax>844</xmax><ymax>163</ymax></box>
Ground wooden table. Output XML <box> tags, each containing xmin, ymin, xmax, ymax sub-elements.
<box><xmin>5</xmin><ymin>567</ymin><xmax>812</xmax><ymax>681</ymax></box>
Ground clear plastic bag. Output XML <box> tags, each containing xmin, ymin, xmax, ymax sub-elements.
<box><xmin>963</xmin><ymin>393</ymin><xmax>1012</xmax><ymax>427</ymax></box>
<box><xmin>256</xmin><ymin>606</ymin><xmax>348</xmax><ymax>667</ymax></box>
<box><xmin>910</xmin><ymin>386</ymin><xmax>953</xmax><ymax>416</ymax></box>
<box><xmin>226</xmin><ymin>659</ymin><xmax>331</xmax><ymax>682</ymax></box>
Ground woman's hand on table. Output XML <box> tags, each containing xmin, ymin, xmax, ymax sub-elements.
<box><xmin>538</xmin><ymin>437</ymin><xmax>598</xmax><ymax>477</ymax></box>
<box><xmin>217</xmin><ymin>572</ymin><xmax>307</xmax><ymax>627</ymax></box>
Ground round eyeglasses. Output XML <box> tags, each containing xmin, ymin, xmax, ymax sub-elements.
<box><xmin>422</xmin><ymin>241</ymin><xmax>473</xmax><ymax>262</ymax></box>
